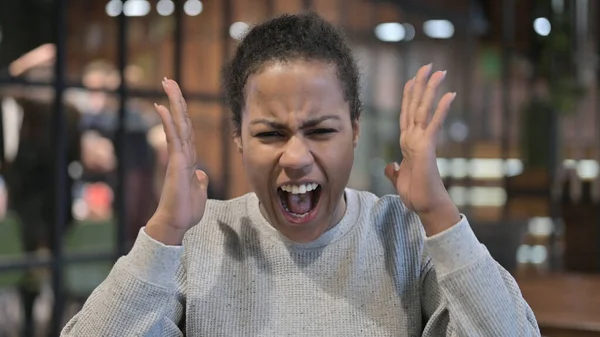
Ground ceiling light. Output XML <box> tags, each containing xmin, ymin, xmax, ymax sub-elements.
<box><xmin>105</xmin><ymin>0</ymin><xmax>123</xmax><ymax>17</ymax></box>
<box><xmin>157</xmin><ymin>0</ymin><xmax>175</xmax><ymax>16</ymax></box>
<box><xmin>374</xmin><ymin>22</ymin><xmax>405</xmax><ymax>42</ymax></box>
<box><xmin>423</xmin><ymin>20</ymin><xmax>454</xmax><ymax>39</ymax></box>
<box><xmin>230</xmin><ymin>22</ymin><xmax>250</xmax><ymax>40</ymax></box>
<box><xmin>533</xmin><ymin>17</ymin><xmax>551</xmax><ymax>36</ymax></box>
<box><xmin>123</xmin><ymin>0</ymin><xmax>151</xmax><ymax>17</ymax></box>
<box><xmin>184</xmin><ymin>0</ymin><xmax>203</xmax><ymax>16</ymax></box>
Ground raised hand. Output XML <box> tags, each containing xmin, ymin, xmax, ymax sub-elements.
<box><xmin>145</xmin><ymin>78</ymin><xmax>209</xmax><ymax>245</ymax></box>
<box><xmin>384</xmin><ymin>64</ymin><xmax>460</xmax><ymax>236</ymax></box>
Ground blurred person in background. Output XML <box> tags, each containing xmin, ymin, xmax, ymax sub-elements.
<box><xmin>0</xmin><ymin>43</ymin><xmax>81</xmax><ymax>337</ymax></box>
<box><xmin>75</xmin><ymin>60</ymin><xmax>156</xmax><ymax>246</ymax></box>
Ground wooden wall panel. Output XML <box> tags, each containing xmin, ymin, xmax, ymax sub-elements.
<box><xmin>273</xmin><ymin>0</ymin><xmax>304</xmax><ymax>15</ymax></box>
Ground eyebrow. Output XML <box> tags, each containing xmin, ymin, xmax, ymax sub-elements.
<box><xmin>250</xmin><ymin>115</ymin><xmax>341</xmax><ymax>129</ymax></box>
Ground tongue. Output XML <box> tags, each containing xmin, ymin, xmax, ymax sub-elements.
<box><xmin>286</xmin><ymin>191</ymin><xmax>314</xmax><ymax>214</ymax></box>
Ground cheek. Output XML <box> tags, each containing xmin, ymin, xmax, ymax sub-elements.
<box><xmin>333</xmin><ymin>147</ymin><xmax>355</xmax><ymax>173</ymax></box>
<box><xmin>240</xmin><ymin>144</ymin><xmax>272</xmax><ymax>183</ymax></box>
<box><xmin>316</xmin><ymin>140</ymin><xmax>355</xmax><ymax>181</ymax></box>
<box><xmin>328</xmin><ymin>137</ymin><xmax>355</xmax><ymax>164</ymax></box>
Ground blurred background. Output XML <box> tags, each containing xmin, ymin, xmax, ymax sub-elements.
<box><xmin>0</xmin><ymin>0</ymin><xmax>599</xmax><ymax>336</ymax></box>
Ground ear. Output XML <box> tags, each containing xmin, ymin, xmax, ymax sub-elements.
<box><xmin>233</xmin><ymin>134</ymin><xmax>243</xmax><ymax>154</ymax></box>
<box><xmin>352</xmin><ymin>120</ymin><xmax>360</xmax><ymax>148</ymax></box>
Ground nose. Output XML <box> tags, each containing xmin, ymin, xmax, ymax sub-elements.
<box><xmin>279</xmin><ymin>136</ymin><xmax>314</xmax><ymax>172</ymax></box>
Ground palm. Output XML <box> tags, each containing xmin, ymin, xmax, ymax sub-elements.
<box><xmin>395</xmin><ymin>129</ymin><xmax>437</xmax><ymax>212</ymax></box>
<box><xmin>151</xmin><ymin>78</ymin><xmax>209</xmax><ymax>232</ymax></box>
<box><xmin>386</xmin><ymin>65</ymin><xmax>456</xmax><ymax>214</ymax></box>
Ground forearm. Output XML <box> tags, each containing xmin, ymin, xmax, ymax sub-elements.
<box><xmin>61</xmin><ymin>229</ymin><xmax>185</xmax><ymax>336</ymax></box>
<box><xmin>417</xmin><ymin>199</ymin><xmax>461</xmax><ymax>237</ymax></box>
<box><xmin>146</xmin><ymin>220</ymin><xmax>187</xmax><ymax>246</ymax></box>
<box><xmin>437</xmin><ymin>257</ymin><xmax>539</xmax><ymax>335</ymax></box>
<box><xmin>422</xmin><ymin>218</ymin><xmax>540</xmax><ymax>336</ymax></box>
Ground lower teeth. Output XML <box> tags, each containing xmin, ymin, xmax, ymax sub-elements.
<box><xmin>282</xmin><ymin>203</ymin><xmax>309</xmax><ymax>217</ymax></box>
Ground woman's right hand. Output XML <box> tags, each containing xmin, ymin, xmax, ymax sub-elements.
<box><xmin>145</xmin><ymin>78</ymin><xmax>209</xmax><ymax>245</ymax></box>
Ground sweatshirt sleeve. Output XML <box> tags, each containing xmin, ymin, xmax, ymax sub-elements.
<box><xmin>420</xmin><ymin>216</ymin><xmax>541</xmax><ymax>336</ymax></box>
<box><xmin>60</xmin><ymin>228</ymin><xmax>187</xmax><ymax>337</ymax></box>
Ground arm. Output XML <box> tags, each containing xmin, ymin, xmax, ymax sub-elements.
<box><xmin>60</xmin><ymin>229</ymin><xmax>186</xmax><ymax>336</ymax></box>
<box><xmin>420</xmin><ymin>216</ymin><xmax>540</xmax><ymax>336</ymax></box>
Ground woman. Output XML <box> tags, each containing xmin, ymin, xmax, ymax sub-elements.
<box><xmin>62</xmin><ymin>12</ymin><xmax>540</xmax><ymax>336</ymax></box>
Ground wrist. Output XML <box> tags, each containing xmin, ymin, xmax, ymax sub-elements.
<box><xmin>417</xmin><ymin>201</ymin><xmax>461</xmax><ymax>237</ymax></box>
<box><xmin>145</xmin><ymin>220</ymin><xmax>187</xmax><ymax>246</ymax></box>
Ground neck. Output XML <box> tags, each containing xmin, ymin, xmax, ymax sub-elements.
<box><xmin>327</xmin><ymin>193</ymin><xmax>347</xmax><ymax>231</ymax></box>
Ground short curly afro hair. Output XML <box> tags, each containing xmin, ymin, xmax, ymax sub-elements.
<box><xmin>222</xmin><ymin>11</ymin><xmax>362</xmax><ymax>135</ymax></box>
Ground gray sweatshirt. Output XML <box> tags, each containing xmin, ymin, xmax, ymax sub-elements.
<box><xmin>61</xmin><ymin>189</ymin><xmax>540</xmax><ymax>336</ymax></box>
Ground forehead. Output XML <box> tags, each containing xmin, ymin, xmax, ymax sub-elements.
<box><xmin>243</xmin><ymin>60</ymin><xmax>348</xmax><ymax>123</ymax></box>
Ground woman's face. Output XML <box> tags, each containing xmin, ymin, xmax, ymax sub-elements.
<box><xmin>236</xmin><ymin>60</ymin><xmax>359</xmax><ymax>243</ymax></box>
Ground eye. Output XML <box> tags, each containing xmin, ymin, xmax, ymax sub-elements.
<box><xmin>307</xmin><ymin>128</ymin><xmax>337</xmax><ymax>136</ymax></box>
<box><xmin>256</xmin><ymin>131</ymin><xmax>284</xmax><ymax>138</ymax></box>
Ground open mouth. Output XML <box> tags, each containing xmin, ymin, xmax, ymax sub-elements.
<box><xmin>277</xmin><ymin>183</ymin><xmax>322</xmax><ymax>221</ymax></box>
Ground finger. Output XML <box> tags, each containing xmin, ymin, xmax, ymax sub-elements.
<box><xmin>407</xmin><ymin>64</ymin><xmax>433</xmax><ymax>126</ymax></box>
<box><xmin>195</xmin><ymin>169</ymin><xmax>209</xmax><ymax>190</ymax></box>
<box><xmin>162</xmin><ymin>77</ymin><xmax>187</xmax><ymax>118</ymax></box>
<box><xmin>400</xmin><ymin>79</ymin><xmax>414</xmax><ymax>132</ymax></box>
<box><xmin>427</xmin><ymin>92</ymin><xmax>457</xmax><ymax>137</ymax></box>
<box><xmin>414</xmin><ymin>70</ymin><xmax>446</xmax><ymax>128</ymax></box>
<box><xmin>162</xmin><ymin>78</ymin><xmax>190</xmax><ymax>133</ymax></box>
<box><xmin>154</xmin><ymin>103</ymin><xmax>181</xmax><ymax>152</ymax></box>
<box><xmin>384</xmin><ymin>162</ymin><xmax>400</xmax><ymax>184</ymax></box>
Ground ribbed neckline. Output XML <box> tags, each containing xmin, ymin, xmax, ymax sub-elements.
<box><xmin>246</xmin><ymin>188</ymin><xmax>362</xmax><ymax>250</ymax></box>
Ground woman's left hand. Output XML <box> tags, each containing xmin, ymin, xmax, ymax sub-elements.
<box><xmin>384</xmin><ymin>64</ymin><xmax>461</xmax><ymax>236</ymax></box>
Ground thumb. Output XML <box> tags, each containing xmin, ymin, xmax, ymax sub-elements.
<box><xmin>384</xmin><ymin>162</ymin><xmax>400</xmax><ymax>185</ymax></box>
<box><xmin>195</xmin><ymin>169</ymin><xmax>209</xmax><ymax>190</ymax></box>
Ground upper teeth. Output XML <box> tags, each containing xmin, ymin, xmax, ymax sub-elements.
<box><xmin>280</xmin><ymin>183</ymin><xmax>319</xmax><ymax>194</ymax></box>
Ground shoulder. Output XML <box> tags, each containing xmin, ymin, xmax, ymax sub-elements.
<box><xmin>348</xmin><ymin>188</ymin><xmax>426</xmax><ymax>244</ymax></box>
<box><xmin>183</xmin><ymin>193</ymin><xmax>256</xmax><ymax>244</ymax></box>
<box><xmin>204</xmin><ymin>194</ymin><xmax>253</xmax><ymax>220</ymax></box>
<box><xmin>348</xmin><ymin>189</ymin><xmax>430</xmax><ymax>277</ymax></box>
<box><xmin>349</xmin><ymin>188</ymin><xmax>420</xmax><ymax>223</ymax></box>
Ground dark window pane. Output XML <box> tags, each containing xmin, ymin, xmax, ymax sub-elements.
<box><xmin>0</xmin><ymin>0</ymin><xmax>56</xmax><ymax>82</ymax></box>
